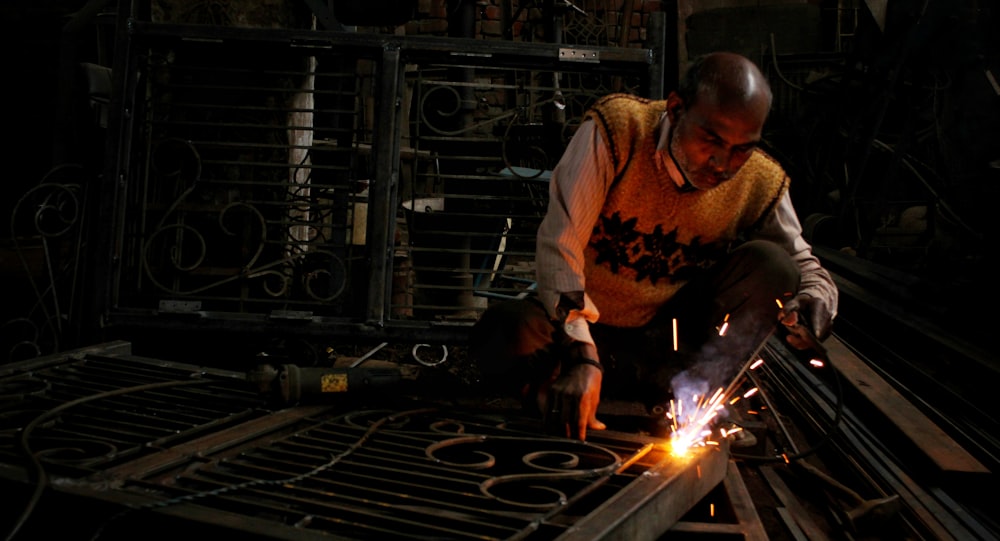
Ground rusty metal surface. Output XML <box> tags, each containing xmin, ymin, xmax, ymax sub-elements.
<box><xmin>0</xmin><ymin>341</ymin><xmax>268</xmax><ymax>479</ymax></box>
<box><xmin>68</xmin><ymin>407</ymin><xmax>726</xmax><ymax>540</ymax></box>
<box><xmin>1</xmin><ymin>341</ymin><xmax>729</xmax><ymax>540</ymax></box>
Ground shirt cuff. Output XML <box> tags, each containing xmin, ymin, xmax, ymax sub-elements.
<box><xmin>563</xmin><ymin>311</ymin><xmax>595</xmax><ymax>345</ymax></box>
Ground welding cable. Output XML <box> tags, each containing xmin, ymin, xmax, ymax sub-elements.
<box><xmin>87</xmin><ymin>407</ymin><xmax>438</xmax><ymax>541</ymax></box>
<box><xmin>5</xmin><ymin>378</ymin><xmax>212</xmax><ymax>541</ymax></box>
<box><xmin>729</xmin><ymin>343</ymin><xmax>846</xmax><ymax>464</ymax></box>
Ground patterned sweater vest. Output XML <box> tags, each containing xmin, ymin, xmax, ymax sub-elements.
<box><xmin>583</xmin><ymin>94</ymin><xmax>788</xmax><ymax>327</ymax></box>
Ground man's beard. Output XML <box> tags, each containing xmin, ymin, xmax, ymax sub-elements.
<box><xmin>668</xmin><ymin>125</ymin><xmax>700</xmax><ymax>190</ymax></box>
<box><xmin>669</xmin><ymin>127</ymin><xmax>727</xmax><ymax>191</ymax></box>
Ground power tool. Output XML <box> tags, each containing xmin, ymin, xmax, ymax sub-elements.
<box><xmin>246</xmin><ymin>360</ymin><xmax>421</xmax><ymax>406</ymax></box>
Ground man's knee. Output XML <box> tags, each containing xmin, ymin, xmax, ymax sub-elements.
<box><xmin>732</xmin><ymin>240</ymin><xmax>799</xmax><ymax>290</ymax></box>
<box><xmin>469</xmin><ymin>299</ymin><xmax>553</xmax><ymax>370</ymax></box>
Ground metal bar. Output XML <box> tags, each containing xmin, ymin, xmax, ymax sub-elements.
<box><xmin>555</xmin><ymin>439</ymin><xmax>730</xmax><ymax>540</ymax></box>
<box><xmin>366</xmin><ymin>44</ymin><xmax>404</xmax><ymax>326</ymax></box>
<box><xmin>128</xmin><ymin>21</ymin><xmax>654</xmax><ymax>70</ymax></box>
<box><xmin>645</xmin><ymin>11</ymin><xmax>668</xmax><ymax>99</ymax></box>
<box><xmin>96</xmin><ymin>404</ymin><xmax>335</xmax><ymax>479</ymax></box>
<box><xmin>770</xmin><ymin>346</ymin><xmax>985</xmax><ymax>540</ymax></box>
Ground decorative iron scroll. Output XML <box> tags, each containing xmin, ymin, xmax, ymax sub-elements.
<box><xmin>103</xmin><ymin>406</ymin><xmax>661</xmax><ymax>540</ymax></box>
<box><xmin>4</xmin><ymin>164</ymin><xmax>89</xmax><ymax>361</ymax></box>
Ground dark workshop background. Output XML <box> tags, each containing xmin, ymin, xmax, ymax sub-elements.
<box><xmin>0</xmin><ymin>0</ymin><xmax>997</xmax><ymax>368</ymax></box>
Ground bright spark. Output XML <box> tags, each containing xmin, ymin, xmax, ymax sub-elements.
<box><xmin>672</xmin><ymin>318</ymin><xmax>679</xmax><ymax>351</ymax></box>
<box><xmin>717</xmin><ymin>314</ymin><xmax>730</xmax><ymax>336</ymax></box>
<box><xmin>667</xmin><ymin>386</ymin><xmax>727</xmax><ymax>457</ymax></box>
<box><xmin>810</xmin><ymin>358</ymin><xmax>824</xmax><ymax>368</ymax></box>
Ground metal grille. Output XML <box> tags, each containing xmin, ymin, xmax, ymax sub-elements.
<box><xmin>101</xmin><ymin>21</ymin><xmax>662</xmax><ymax>344</ymax></box>
<box><xmin>108</xmin><ymin>408</ymin><xmax>661</xmax><ymax>539</ymax></box>
<box><xmin>0</xmin><ymin>342</ymin><xmax>267</xmax><ymax>477</ymax></box>
<box><xmin>1</xmin><ymin>345</ymin><xmax>728</xmax><ymax>540</ymax></box>
<box><xmin>116</xmin><ymin>39</ymin><xmax>375</xmax><ymax>318</ymax></box>
<box><xmin>400</xmin><ymin>62</ymin><xmax>635</xmax><ymax>320</ymax></box>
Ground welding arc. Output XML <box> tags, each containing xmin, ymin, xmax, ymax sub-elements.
<box><xmin>6</xmin><ymin>378</ymin><xmax>212</xmax><ymax>541</ymax></box>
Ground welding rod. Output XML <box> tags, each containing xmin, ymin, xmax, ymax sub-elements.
<box><xmin>721</xmin><ymin>328</ymin><xmax>775</xmax><ymax>403</ymax></box>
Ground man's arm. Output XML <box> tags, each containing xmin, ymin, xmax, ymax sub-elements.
<box><xmin>534</xmin><ymin>119</ymin><xmax>614</xmax><ymax>440</ymax></box>
<box><xmin>535</xmin><ymin>119</ymin><xmax>614</xmax><ymax>352</ymax></box>
<box><xmin>752</xmin><ymin>191</ymin><xmax>839</xmax><ymax>341</ymax></box>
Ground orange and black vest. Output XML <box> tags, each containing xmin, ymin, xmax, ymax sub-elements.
<box><xmin>583</xmin><ymin>94</ymin><xmax>788</xmax><ymax>327</ymax></box>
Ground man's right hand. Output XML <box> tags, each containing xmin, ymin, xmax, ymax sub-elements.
<box><xmin>545</xmin><ymin>362</ymin><xmax>606</xmax><ymax>441</ymax></box>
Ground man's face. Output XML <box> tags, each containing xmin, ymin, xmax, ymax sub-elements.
<box><xmin>667</xmin><ymin>93</ymin><xmax>768</xmax><ymax>190</ymax></box>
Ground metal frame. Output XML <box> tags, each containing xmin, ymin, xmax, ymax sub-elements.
<box><xmin>0</xmin><ymin>341</ymin><xmax>728</xmax><ymax>540</ymax></box>
<box><xmin>92</xmin><ymin>7</ymin><xmax>667</xmax><ymax>347</ymax></box>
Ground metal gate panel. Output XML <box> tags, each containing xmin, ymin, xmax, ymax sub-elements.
<box><xmin>2</xmin><ymin>341</ymin><xmax>727</xmax><ymax>541</ymax></box>
<box><xmin>99</xmin><ymin>18</ymin><xmax>664</xmax><ymax>344</ymax></box>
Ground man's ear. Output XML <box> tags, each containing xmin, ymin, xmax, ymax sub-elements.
<box><xmin>665</xmin><ymin>92</ymin><xmax>684</xmax><ymax>123</ymax></box>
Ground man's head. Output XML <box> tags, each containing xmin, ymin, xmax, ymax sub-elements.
<box><xmin>666</xmin><ymin>52</ymin><xmax>773</xmax><ymax>190</ymax></box>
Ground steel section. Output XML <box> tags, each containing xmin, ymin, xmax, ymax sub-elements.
<box><xmin>557</xmin><ymin>437</ymin><xmax>729</xmax><ymax>540</ymax></box>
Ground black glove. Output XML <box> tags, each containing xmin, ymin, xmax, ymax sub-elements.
<box><xmin>780</xmin><ymin>293</ymin><xmax>834</xmax><ymax>341</ymax></box>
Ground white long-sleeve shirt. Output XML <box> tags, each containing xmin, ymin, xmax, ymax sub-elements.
<box><xmin>535</xmin><ymin>114</ymin><xmax>837</xmax><ymax>347</ymax></box>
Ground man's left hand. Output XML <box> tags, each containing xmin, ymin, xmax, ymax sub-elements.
<box><xmin>546</xmin><ymin>363</ymin><xmax>606</xmax><ymax>441</ymax></box>
<box><xmin>778</xmin><ymin>293</ymin><xmax>834</xmax><ymax>350</ymax></box>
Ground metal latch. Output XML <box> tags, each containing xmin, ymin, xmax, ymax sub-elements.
<box><xmin>269</xmin><ymin>310</ymin><xmax>314</xmax><ymax>321</ymax></box>
<box><xmin>559</xmin><ymin>48</ymin><xmax>600</xmax><ymax>63</ymax></box>
<box><xmin>158</xmin><ymin>300</ymin><xmax>202</xmax><ymax>313</ymax></box>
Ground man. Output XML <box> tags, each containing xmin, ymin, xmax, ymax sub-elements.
<box><xmin>470</xmin><ymin>52</ymin><xmax>837</xmax><ymax>441</ymax></box>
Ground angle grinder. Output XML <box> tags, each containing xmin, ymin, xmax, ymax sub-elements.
<box><xmin>246</xmin><ymin>360</ymin><xmax>421</xmax><ymax>406</ymax></box>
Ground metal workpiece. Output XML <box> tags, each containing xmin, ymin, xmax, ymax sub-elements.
<box><xmin>82</xmin><ymin>409</ymin><xmax>725</xmax><ymax>541</ymax></box>
<box><xmin>557</xmin><ymin>438</ymin><xmax>731</xmax><ymax>541</ymax></box>
<box><xmin>1</xmin><ymin>341</ymin><xmax>736</xmax><ymax>540</ymax></box>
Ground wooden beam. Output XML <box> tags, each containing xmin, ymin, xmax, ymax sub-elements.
<box><xmin>825</xmin><ymin>337</ymin><xmax>990</xmax><ymax>475</ymax></box>
<box><xmin>760</xmin><ymin>464</ymin><xmax>832</xmax><ymax>541</ymax></box>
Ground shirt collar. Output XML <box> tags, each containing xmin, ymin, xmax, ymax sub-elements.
<box><xmin>656</xmin><ymin>111</ymin><xmax>696</xmax><ymax>192</ymax></box>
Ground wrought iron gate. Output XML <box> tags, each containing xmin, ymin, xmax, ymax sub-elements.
<box><xmin>97</xmin><ymin>13</ymin><xmax>667</xmax><ymax>345</ymax></box>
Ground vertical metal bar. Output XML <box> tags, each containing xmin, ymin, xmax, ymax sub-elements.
<box><xmin>91</xmin><ymin>0</ymin><xmax>140</xmax><ymax>336</ymax></box>
<box><xmin>365</xmin><ymin>44</ymin><xmax>404</xmax><ymax>326</ymax></box>
<box><xmin>645</xmin><ymin>10</ymin><xmax>669</xmax><ymax>100</ymax></box>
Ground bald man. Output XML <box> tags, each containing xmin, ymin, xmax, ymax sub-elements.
<box><xmin>470</xmin><ymin>52</ymin><xmax>838</xmax><ymax>441</ymax></box>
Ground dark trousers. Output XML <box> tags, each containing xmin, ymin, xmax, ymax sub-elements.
<box><xmin>469</xmin><ymin>240</ymin><xmax>801</xmax><ymax>410</ymax></box>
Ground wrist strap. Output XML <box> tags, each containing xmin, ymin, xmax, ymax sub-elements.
<box><xmin>571</xmin><ymin>358</ymin><xmax>604</xmax><ymax>374</ymax></box>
